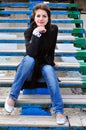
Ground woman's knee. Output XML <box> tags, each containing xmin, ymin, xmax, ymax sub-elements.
<box><xmin>42</xmin><ymin>65</ymin><xmax>53</xmax><ymax>72</ymax></box>
<box><xmin>23</xmin><ymin>55</ymin><xmax>35</xmax><ymax>66</ymax></box>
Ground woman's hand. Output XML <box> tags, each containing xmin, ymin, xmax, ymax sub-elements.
<box><xmin>33</xmin><ymin>26</ymin><xmax>46</xmax><ymax>33</ymax></box>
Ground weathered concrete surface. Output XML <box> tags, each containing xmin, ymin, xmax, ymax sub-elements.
<box><xmin>75</xmin><ymin>0</ymin><xmax>86</xmax><ymax>11</ymax></box>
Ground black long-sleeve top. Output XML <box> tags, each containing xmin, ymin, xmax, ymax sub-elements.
<box><xmin>22</xmin><ymin>24</ymin><xmax>58</xmax><ymax>89</ymax></box>
<box><xmin>24</xmin><ymin>24</ymin><xmax>58</xmax><ymax>66</ymax></box>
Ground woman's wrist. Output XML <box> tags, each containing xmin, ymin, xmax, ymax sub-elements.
<box><xmin>33</xmin><ymin>29</ymin><xmax>41</xmax><ymax>37</ymax></box>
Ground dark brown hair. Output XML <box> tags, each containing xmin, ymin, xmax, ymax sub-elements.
<box><xmin>30</xmin><ymin>3</ymin><xmax>51</xmax><ymax>30</ymax></box>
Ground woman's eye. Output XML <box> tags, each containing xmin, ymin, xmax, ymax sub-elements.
<box><xmin>36</xmin><ymin>15</ymin><xmax>47</xmax><ymax>18</ymax></box>
<box><xmin>43</xmin><ymin>15</ymin><xmax>47</xmax><ymax>18</ymax></box>
<box><xmin>36</xmin><ymin>15</ymin><xmax>40</xmax><ymax>17</ymax></box>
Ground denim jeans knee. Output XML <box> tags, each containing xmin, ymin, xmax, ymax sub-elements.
<box><xmin>41</xmin><ymin>65</ymin><xmax>64</xmax><ymax>114</ymax></box>
<box><xmin>9</xmin><ymin>55</ymin><xmax>35</xmax><ymax>100</ymax></box>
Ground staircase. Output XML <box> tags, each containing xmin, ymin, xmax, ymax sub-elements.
<box><xmin>0</xmin><ymin>1</ymin><xmax>86</xmax><ymax>129</ymax></box>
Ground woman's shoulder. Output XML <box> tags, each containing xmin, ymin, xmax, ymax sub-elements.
<box><xmin>50</xmin><ymin>24</ymin><xmax>58</xmax><ymax>32</ymax></box>
<box><xmin>49</xmin><ymin>24</ymin><xmax>58</xmax><ymax>35</ymax></box>
<box><xmin>24</xmin><ymin>26</ymin><xmax>33</xmax><ymax>32</ymax></box>
<box><xmin>24</xmin><ymin>26</ymin><xmax>33</xmax><ymax>36</ymax></box>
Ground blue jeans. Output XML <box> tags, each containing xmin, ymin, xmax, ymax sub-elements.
<box><xmin>9</xmin><ymin>55</ymin><xmax>64</xmax><ymax>114</ymax></box>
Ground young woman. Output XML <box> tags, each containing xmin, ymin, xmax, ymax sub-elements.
<box><xmin>5</xmin><ymin>3</ymin><xmax>66</xmax><ymax>125</ymax></box>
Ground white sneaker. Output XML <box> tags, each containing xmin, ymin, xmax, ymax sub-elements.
<box><xmin>56</xmin><ymin>116</ymin><xmax>66</xmax><ymax>125</ymax></box>
<box><xmin>4</xmin><ymin>97</ymin><xmax>14</xmax><ymax>113</ymax></box>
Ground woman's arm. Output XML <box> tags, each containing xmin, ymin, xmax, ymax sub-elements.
<box><xmin>46</xmin><ymin>25</ymin><xmax>58</xmax><ymax>66</ymax></box>
<box><xmin>24</xmin><ymin>28</ymin><xmax>42</xmax><ymax>58</ymax></box>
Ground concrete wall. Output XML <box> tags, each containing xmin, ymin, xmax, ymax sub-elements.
<box><xmin>75</xmin><ymin>0</ymin><xmax>86</xmax><ymax>11</ymax></box>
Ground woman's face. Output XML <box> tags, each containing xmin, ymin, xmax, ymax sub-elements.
<box><xmin>34</xmin><ymin>9</ymin><xmax>48</xmax><ymax>27</ymax></box>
